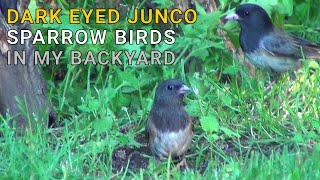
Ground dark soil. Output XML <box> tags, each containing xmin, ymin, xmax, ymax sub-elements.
<box><xmin>111</xmin><ymin>133</ymin><xmax>202</xmax><ymax>173</ymax></box>
<box><xmin>111</xmin><ymin>132</ymin><xmax>214</xmax><ymax>174</ymax></box>
<box><xmin>112</xmin><ymin>133</ymin><xmax>151</xmax><ymax>172</ymax></box>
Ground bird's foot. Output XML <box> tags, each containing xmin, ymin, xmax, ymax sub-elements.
<box><xmin>265</xmin><ymin>80</ymin><xmax>276</xmax><ymax>92</ymax></box>
<box><xmin>176</xmin><ymin>157</ymin><xmax>189</xmax><ymax>170</ymax></box>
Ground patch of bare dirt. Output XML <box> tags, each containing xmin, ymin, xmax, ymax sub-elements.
<box><xmin>112</xmin><ymin>133</ymin><xmax>150</xmax><ymax>173</ymax></box>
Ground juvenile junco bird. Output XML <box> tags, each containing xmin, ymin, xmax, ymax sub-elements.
<box><xmin>145</xmin><ymin>79</ymin><xmax>193</xmax><ymax>167</ymax></box>
<box><xmin>225</xmin><ymin>4</ymin><xmax>320</xmax><ymax>74</ymax></box>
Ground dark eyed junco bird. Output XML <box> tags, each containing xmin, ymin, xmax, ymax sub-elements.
<box><xmin>145</xmin><ymin>79</ymin><xmax>193</xmax><ymax>167</ymax></box>
<box><xmin>225</xmin><ymin>4</ymin><xmax>320</xmax><ymax>74</ymax></box>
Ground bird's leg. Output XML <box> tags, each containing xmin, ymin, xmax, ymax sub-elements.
<box><xmin>265</xmin><ymin>80</ymin><xmax>276</xmax><ymax>92</ymax></box>
<box><xmin>265</xmin><ymin>73</ymin><xmax>281</xmax><ymax>92</ymax></box>
<box><xmin>155</xmin><ymin>156</ymin><xmax>161</xmax><ymax>165</ymax></box>
<box><xmin>284</xmin><ymin>72</ymin><xmax>299</xmax><ymax>99</ymax></box>
<box><xmin>289</xmin><ymin>71</ymin><xmax>297</xmax><ymax>81</ymax></box>
<box><xmin>176</xmin><ymin>155</ymin><xmax>189</xmax><ymax>169</ymax></box>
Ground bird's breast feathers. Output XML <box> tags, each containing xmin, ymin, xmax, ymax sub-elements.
<box><xmin>151</xmin><ymin>122</ymin><xmax>193</xmax><ymax>158</ymax></box>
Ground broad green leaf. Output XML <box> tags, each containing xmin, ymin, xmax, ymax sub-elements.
<box><xmin>221</xmin><ymin>127</ymin><xmax>240</xmax><ymax>138</ymax></box>
<box><xmin>87</xmin><ymin>99</ymin><xmax>99</xmax><ymax>111</ymax></box>
<box><xmin>291</xmin><ymin>133</ymin><xmax>304</xmax><ymax>143</ymax></box>
<box><xmin>93</xmin><ymin>117</ymin><xmax>113</xmax><ymax>133</ymax></box>
<box><xmin>195</xmin><ymin>1</ymin><xmax>207</xmax><ymax>15</ymax></box>
<box><xmin>200</xmin><ymin>115</ymin><xmax>219</xmax><ymax>133</ymax></box>
<box><xmin>223</xmin><ymin>65</ymin><xmax>239</xmax><ymax>75</ymax></box>
<box><xmin>117</xmin><ymin>70</ymin><xmax>140</xmax><ymax>90</ymax></box>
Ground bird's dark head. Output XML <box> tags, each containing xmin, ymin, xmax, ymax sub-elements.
<box><xmin>225</xmin><ymin>4</ymin><xmax>273</xmax><ymax>32</ymax></box>
<box><xmin>154</xmin><ymin>79</ymin><xmax>191</xmax><ymax>105</ymax></box>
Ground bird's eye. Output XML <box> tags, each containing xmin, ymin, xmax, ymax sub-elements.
<box><xmin>167</xmin><ymin>85</ymin><xmax>173</xmax><ymax>90</ymax></box>
<box><xmin>245</xmin><ymin>11</ymin><xmax>250</xmax><ymax>16</ymax></box>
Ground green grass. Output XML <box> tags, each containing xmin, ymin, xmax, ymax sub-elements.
<box><xmin>1</xmin><ymin>0</ymin><xmax>320</xmax><ymax>179</ymax></box>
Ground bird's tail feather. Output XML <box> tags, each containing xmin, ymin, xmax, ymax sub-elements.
<box><xmin>293</xmin><ymin>36</ymin><xmax>320</xmax><ymax>59</ymax></box>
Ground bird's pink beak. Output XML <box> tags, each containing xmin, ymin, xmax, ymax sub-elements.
<box><xmin>178</xmin><ymin>85</ymin><xmax>191</xmax><ymax>94</ymax></box>
<box><xmin>224</xmin><ymin>12</ymin><xmax>241</xmax><ymax>21</ymax></box>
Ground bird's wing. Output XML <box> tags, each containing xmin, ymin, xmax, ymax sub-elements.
<box><xmin>260</xmin><ymin>30</ymin><xmax>302</xmax><ymax>59</ymax></box>
<box><xmin>261</xmin><ymin>30</ymin><xmax>320</xmax><ymax>59</ymax></box>
<box><xmin>189</xmin><ymin>116</ymin><xmax>195</xmax><ymax>132</ymax></box>
<box><xmin>291</xmin><ymin>36</ymin><xmax>320</xmax><ymax>59</ymax></box>
<box><xmin>145</xmin><ymin>114</ymin><xmax>158</xmax><ymax>140</ymax></box>
<box><xmin>145</xmin><ymin>118</ymin><xmax>151</xmax><ymax>140</ymax></box>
